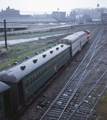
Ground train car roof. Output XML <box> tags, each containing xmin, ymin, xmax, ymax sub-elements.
<box><xmin>0</xmin><ymin>81</ymin><xmax>10</xmax><ymax>95</ymax></box>
<box><xmin>0</xmin><ymin>44</ymin><xmax>70</xmax><ymax>83</ymax></box>
<box><xmin>62</xmin><ymin>31</ymin><xmax>85</xmax><ymax>42</ymax></box>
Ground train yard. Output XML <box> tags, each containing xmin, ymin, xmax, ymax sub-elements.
<box><xmin>0</xmin><ymin>25</ymin><xmax>93</xmax><ymax>71</ymax></box>
<box><xmin>0</xmin><ymin>25</ymin><xmax>107</xmax><ymax>120</ymax></box>
<box><xmin>14</xmin><ymin>26</ymin><xmax>107</xmax><ymax>120</ymax></box>
<box><xmin>39</xmin><ymin>27</ymin><xmax>107</xmax><ymax>120</ymax></box>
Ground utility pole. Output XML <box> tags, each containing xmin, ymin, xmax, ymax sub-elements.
<box><xmin>4</xmin><ymin>19</ymin><xmax>7</xmax><ymax>49</ymax></box>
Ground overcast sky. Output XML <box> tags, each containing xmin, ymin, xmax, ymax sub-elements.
<box><xmin>0</xmin><ymin>0</ymin><xmax>107</xmax><ymax>14</ymax></box>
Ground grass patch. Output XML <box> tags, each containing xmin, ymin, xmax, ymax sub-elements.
<box><xmin>0</xmin><ymin>25</ymin><xmax>94</xmax><ymax>41</ymax></box>
<box><xmin>0</xmin><ymin>44</ymin><xmax>55</xmax><ymax>72</ymax></box>
<box><xmin>6</xmin><ymin>42</ymin><xmax>41</xmax><ymax>56</ymax></box>
<box><xmin>0</xmin><ymin>29</ymin><xmax>72</xmax><ymax>41</ymax></box>
<box><xmin>0</xmin><ymin>25</ymin><xmax>95</xmax><ymax>71</ymax></box>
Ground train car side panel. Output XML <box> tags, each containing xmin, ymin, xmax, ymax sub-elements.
<box><xmin>0</xmin><ymin>82</ymin><xmax>12</xmax><ymax>120</ymax></box>
<box><xmin>0</xmin><ymin>95</ymin><xmax>5</xmax><ymax>120</ymax></box>
<box><xmin>59</xmin><ymin>31</ymin><xmax>86</xmax><ymax>56</ymax></box>
<box><xmin>8</xmin><ymin>83</ymin><xmax>21</xmax><ymax>111</ymax></box>
<box><xmin>23</xmin><ymin>47</ymin><xmax>70</xmax><ymax>101</ymax></box>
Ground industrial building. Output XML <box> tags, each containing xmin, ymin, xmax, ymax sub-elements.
<box><xmin>0</xmin><ymin>7</ymin><xmax>58</xmax><ymax>24</ymax></box>
<box><xmin>52</xmin><ymin>11</ymin><xmax>66</xmax><ymax>21</ymax></box>
<box><xmin>0</xmin><ymin>6</ymin><xmax>20</xmax><ymax>17</ymax></box>
<box><xmin>101</xmin><ymin>13</ymin><xmax>107</xmax><ymax>24</ymax></box>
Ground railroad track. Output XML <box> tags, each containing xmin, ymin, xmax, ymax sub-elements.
<box><xmin>67</xmin><ymin>69</ymin><xmax>107</xmax><ymax>120</ymax></box>
<box><xmin>40</xmin><ymin>27</ymin><xmax>107</xmax><ymax>120</ymax></box>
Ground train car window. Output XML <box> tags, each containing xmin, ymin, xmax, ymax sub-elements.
<box><xmin>43</xmin><ymin>68</ymin><xmax>45</xmax><ymax>73</ymax></box>
<box><xmin>42</xmin><ymin>69</ymin><xmax>44</xmax><ymax>74</ymax></box>
<box><xmin>0</xmin><ymin>101</ymin><xmax>1</xmax><ymax>111</ymax></box>
<box><xmin>41</xmin><ymin>70</ymin><xmax>43</xmax><ymax>75</ymax></box>
<box><xmin>37</xmin><ymin>72</ymin><xmax>39</xmax><ymax>78</ymax></box>
<box><xmin>55</xmin><ymin>59</ymin><xmax>56</xmax><ymax>63</ymax></box>
<box><xmin>37</xmin><ymin>73</ymin><xmax>39</xmax><ymax>79</ymax></box>
<box><xmin>38</xmin><ymin>71</ymin><xmax>40</xmax><ymax>77</ymax></box>
<box><xmin>30</xmin><ymin>78</ymin><xmax>32</xmax><ymax>85</ymax></box>
<box><xmin>38</xmin><ymin>72</ymin><xmax>40</xmax><ymax>77</ymax></box>
<box><xmin>49</xmin><ymin>64</ymin><xmax>50</xmax><ymax>69</ymax></box>
<box><xmin>39</xmin><ymin>71</ymin><xmax>41</xmax><ymax>77</ymax></box>
<box><xmin>40</xmin><ymin>70</ymin><xmax>42</xmax><ymax>76</ymax></box>
<box><xmin>39</xmin><ymin>71</ymin><xmax>41</xmax><ymax>76</ymax></box>
<box><xmin>58</xmin><ymin>58</ymin><xmax>59</xmax><ymax>62</ymax></box>
<box><xmin>47</xmin><ymin>65</ymin><xmax>48</xmax><ymax>70</ymax></box>
<box><xmin>50</xmin><ymin>63</ymin><xmax>51</xmax><ymax>68</ymax></box>
<box><xmin>31</xmin><ymin>77</ymin><xmax>33</xmax><ymax>84</ymax></box>
<box><xmin>25</xmin><ymin>81</ymin><xmax>28</xmax><ymax>88</ymax></box>
<box><xmin>46</xmin><ymin>67</ymin><xmax>47</xmax><ymax>72</ymax></box>
<box><xmin>58</xmin><ymin>56</ymin><xmax>60</xmax><ymax>61</ymax></box>
<box><xmin>45</xmin><ymin>67</ymin><xmax>47</xmax><ymax>72</ymax></box>
<box><xmin>30</xmin><ymin>77</ymin><xmax>33</xmax><ymax>84</ymax></box>
<box><xmin>42</xmin><ymin>70</ymin><xmax>44</xmax><ymax>76</ymax></box>
<box><xmin>30</xmin><ymin>78</ymin><xmax>32</xmax><ymax>84</ymax></box>
<box><xmin>32</xmin><ymin>76</ymin><xmax>35</xmax><ymax>82</ymax></box>
<box><xmin>35</xmin><ymin>74</ymin><xmax>37</xmax><ymax>79</ymax></box>
<box><xmin>43</xmin><ymin>68</ymin><xmax>45</xmax><ymax>74</ymax></box>
<box><xmin>34</xmin><ymin>76</ymin><xmax>35</xmax><ymax>81</ymax></box>
<box><xmin>48</xmin><ymin>65</ymin><xmax>50</xmax><ymax>70</ymax></box>
<box><xmin>56</xmin><ymin>58</ymin><xmax>57</xmax><ymax>63</ymax></box>
<box><xmin>47</xmin><ymin>66</ymin><xmax>48</xmax><ymax>71</ymax></box>
<box><xmin>36</xmin><ymin>73</ymin><xmax>38</xmax><ymax>79</ymax></box>
<box><xmin>56</xmin><ymin>58</ymin><xmax>58</xmax><ymax>63</ymax></box>
<box><xmin>28</xmin><ymin>79</ymin><xmax>31</xmax><ymax>85</ymax></box>
<box><xmin>46</xmin><ymin>66</ymin><xmax>48</xmax><ymax>72</ymax></box>
<box><xmin>51</xmin><ymin>63</ymin><xmax>53</xmax><ymax>67</ymax></box>
<box><xmin>57</xmin><ymin>57</ymin><xmax>58</xmax><ymax>62</ymax></box>
<box><xmin>45</xmin><ymin>67</ymin><xmax>47</xmax><ymax>73</ymax></box>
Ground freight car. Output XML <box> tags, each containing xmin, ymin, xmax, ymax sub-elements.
<box><xmin>0</xmin><ymin>30</ymin><xmax>89</xmax><ymax>120</ymax></box>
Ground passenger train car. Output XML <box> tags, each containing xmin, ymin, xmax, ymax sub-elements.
<box><xmin>0</xmin><ymin>30</ymin><xmax>89</xmax><ymax>120</ymax></box>
<box><xmin>59</xmin><ymin>31</ymin><xmax>87</xmax><ymax>56</ymax></box>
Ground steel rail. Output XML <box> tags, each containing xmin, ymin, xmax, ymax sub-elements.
<box><xmin>70</xmin><ymin>28</ymin><xmax>104</xmax><ymax>80</ymax></box>
<box><xmin>85</xmin><ymin>85</ymin><xmax>107</xmax><ymax>120</ymax></box>
<box><xmin>57</xmin><ymin>49</ymin><xmax>107</xmax><ymax>120</ymax></box>
<box><xmin>40</xmin><ymin>27</ymin><xmax>105</xmax><ymax>120</ymax></box>
<box><xmin>57</xmin><ymin>28</ymin><xmax>105</xmax><ymax>119</ymax></box>
<box><xmin>67</xmin><ymin>69</ymin><xmax>107</xmax><ymax>120</ymax></box>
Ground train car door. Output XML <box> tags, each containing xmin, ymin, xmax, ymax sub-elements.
<box><xmin>3</xmin><ymin>90</ymin><xmax>12</xmax><ymax>119</ymax></box>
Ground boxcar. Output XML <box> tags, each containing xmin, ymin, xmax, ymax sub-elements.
<box><xmin>0</xmin><ymin>44</ymin><xmax>71</xmax><ymax>112</ymax></box>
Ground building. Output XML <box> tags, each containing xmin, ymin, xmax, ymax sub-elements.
<box><xmin>69</xmin><ymin>11</ymin><xmax>76</xmax><ymax>22</ymax></box>
<box><xmin>52</xmin><ymin>11</ymin><xmax>66</xmax><ymax>21</ymax></box>
<box><xmin>70</xmin><ymin>8</ymin><xmax>106</xmax><ymax>19</ymax></box>
<box><xmin>101</xmin><ymin>13</ymin><xmax>107</xmax><ymax>24</ymax></box>
<box><xmin>0</xmin><ymin>6</ymin><xmax>20</xmax><ymax>17</ymax></box>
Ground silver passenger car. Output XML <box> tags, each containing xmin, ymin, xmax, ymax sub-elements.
<box><xmin>59</xmin><ymin>31</ymin><xmax>87</xmax><ymax>56</ymax></box>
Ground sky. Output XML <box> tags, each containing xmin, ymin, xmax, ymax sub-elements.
<box><xmin>0</xmin><ymin>0</ymin><xmax>107</xmax><ymax>14</ymax></box>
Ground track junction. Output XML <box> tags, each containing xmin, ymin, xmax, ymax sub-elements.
<box><xmin>40</xmin><ymin>27</ymin><xmax>107</xmax><ymax>120</ymax></box>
